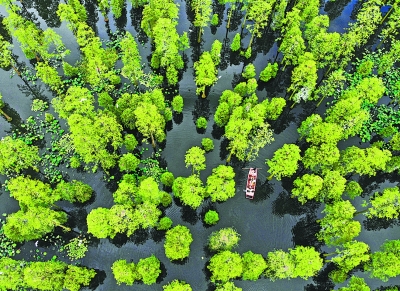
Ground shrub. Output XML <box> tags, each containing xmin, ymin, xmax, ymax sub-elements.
<box><xmin>172</xmin><ymin>95</ymin><xmax>184</xmax><ymax>113</ymax></box>
<box><xmin>63</xmin><ymin>236</ymin><xmax>89</xmax><ymax>261</ymax></box>
<box><xmin>118</xmin><ymin>153</ymin><xmax>140</xmax><ymax>172</ymax></box>
<box><xmin>208</xmin><ymin>227</ymin><xmax>240</xmax><ymax>252</ymax></box>
<box><xmin>157</xmin><ymin>217</ymin><xmax>173</xmax><ymax>230</ymax></box>
<box><xmin>136</xmin><ymin>255</ymin><xmax>161</xmax><ymax>285</ymax></box>
<box><xmin>163</xmin><ymin>279</ymin><xmax>192</xmax><ymax>290</ymax></box>
<box><xmin>201</xmin><ymin>138</ymin><xmax>214</xmax><ymax>152</ymax></box>
<box><xmin>164</xmin><ymin>225</ymin><xmax>193</xmax><ymax>261</ymax></box>
<box><xmin>242</xmin><ymin>64</ymin><xmax>256</xmax><ymax>79</ymax></box>
<box><xmin>196</xmin><ymin>117</ymin><xmax>208</xmax><ymax>129</ymax></box>
<box><xmin>124</xmin><ymin>134</ymin><xmax>138</xmax><ymax>151</ymax></box>
<box><xmin>230</xmin><ymin>33</ymin><xmax>241</xmax><ymax>51</ymax></box>
<box><xmin>161</xmin><ymin>192</ymin><xmax>173</xmax><ymax>207</ymax></box>
<box><xmin>211</xmin><ymin>14</ymin><xmax>219</xmax><ymax>26</ymax></box>
<box><xmin>161</xmin><ymin>171</ymin><xmax>175</xmax><ymax>187</ymax></box>
<box><xmin>204</xmin><ymin>210</ymin><xmax>219</xmax><ymax>225</ymax></box>
<box><xmin>242</xmin><ymin>251</ymin><xmax>267</xmax><ymax>281</ymax></box>
<box><xmin>260</xmin><ymin>62</ymin><xmax>278</xmax><ymax>82</ymax></box>
<box><xmin>208</xmin><ymin>251</ymin><xmax>243</xmax><ymax>282</ymax></box>
<box><xmin>111</xmin><ymin>259</ymin><xmax>137</xmax><ymax>285</ymax></box>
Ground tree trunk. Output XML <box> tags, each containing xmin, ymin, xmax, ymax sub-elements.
<box><xmin>202</xmin><ymin>86</ymin><xmax>206</xmax><ymax>98</ymax></box>
<box><xmin>227</xmin><ymin>151</ymin><xmax>233</xmax><ymax>163</ymax></box>
<box><xmin>0</xmin><ymin>108</ymin><xmax>12</xmax><ymax>121</ymax></box>
<box><xmin>197</xmin><ymin>27</ymin><xmax>202</xmax><ymax>43</ymax></box>
<box><xmin>150</xmin><ymin>133</ymin><xmax>156</xmax><ymax>148</ymax></box>
<box><xmin>354</xmin><ymin>208</ymin><xmax>368</xmax><ymax>217</ymax></box>
<box><xmin>267</xmin><ymin>173</ymin><xmax>274</xmax><ymax>180</ymax></box>
<box><xmin>247</xmin><ymin>33</ymin><xmax>254</xmax><ymax>50</ymax></box>
<box><xmin>241</xmin><ymin>11</ymin><xmax>248</xmax><ymax>29</ymax></box>
<box><xmin>227</xmin><ymin>8</ymin><xmax>232</xmax><ymax>29</ymax></box>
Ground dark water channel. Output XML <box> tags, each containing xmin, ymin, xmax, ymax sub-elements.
<box><xmin>0</xmin><ymin>0</ymin><xmax>400</xmax><ymax>290</ymax></box>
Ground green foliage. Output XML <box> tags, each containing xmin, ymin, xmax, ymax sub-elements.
<box><xmin>0</xmin><ymin>219</ymin><xmax>20</xmax><ymax>258</ymax></box>
<box><xmin>291</xmin><ymin>174</ymin><xmax>324</xmax><ymax>204</ymax></box>
<box><xmin>204</xmin><ymin>210</ymin><xmax>219</xmax><ymax>225</ymax></box>
<box><xmin>185</xmin><ymin>146</ymin><xmax>206</xmax><ymax>174</ymax></box>
<box><xmin>201</xmin><ymin>138</ymin><xmax>214</xmax><ymax>151</ymax></box>
<box><xmin>194</xmin><ymin>51</ymin><xmax>218</xmax><ymax>97</ymax></box>
<box><xmin>8</xmin><ymin>176</ymin><xmax>56</xmax><ymax>210</ymax></box>
<box><xmin>31</xmin><ymin>99</ymin><xmax>49</xmax><ymax>112</ymax></box>
<box><xmin>263</xmin><ymin>97</ymin><xmax>286</xmax><ymax>120</ymax></box>
<box><xmin>87</xmin><ymin>207</ymin><xmax>115</xmax><ymax>239</ymax></box>
<box><xmin>259</xmin><ymin>62</ymin><xmax>278</xmax><ymax>82</ymax></box>
<box><xmin>320</xmin><ymin>171</ymin><xmax>347</xmax><ymax>202</ymax></box>
<box><xmin>63</xmin><ymin>265</ymin><xmax>96</xmax><ymax>291</ymax></box>
<box><xmin>215</xmin><ymin>282</ymin><xmax>242</xmax><ymax>291</ymax></box>
<box><xmin>136</xmin><ymin>255</ymin><xmax>161</xmax><ymax>285</ymax></box>
<box><xmin>366</xmin><ymin>239</ymin><xmax>400</xmax><ymax>282</ymax></box>
<box><xmin>242</xmin><ymin>251</ymin><xmax>267</xmax><ymax>281</ymax></box>
<box><xmin>208</xmin><ymin>227</ymin><xmax>240</xmax><ymax>252</ymax></box>
<box><xmin>134</xmin><ymin>103</ymin><xmax>166</xmax><ymax>147</ymax></box>
<box><xmin>230</xmin><ymin>33</ymin><xmax>241</xmax><ymax>51</ymax></box>
<box><xmin>242</xmin><ymin>64</ymin><xmax>256</xmax><ymax>79</ymax></box>
<box><xmin>0</xmin><ymin>136</ymin><xmax>40</xmax><ymax>175</ymax></box>
<box><xmin>173</xmin><ymin>174</ymin><xmax>205</xmax><ymax>209</ymax></box>
<box><xmin>137</xmin><ymin>177</ymin><xmax>163</xmax><ymax>204</ymax></box>
<box><xmin>63</xmin><ymin>236</ymin><xmax>89</xmax><ymax>261</ymax></box>
<box><xmin>337</xmin><ymin>276</ymin><xmax>370</xmax><ymax>291</ymax></box>
<box><xmin>266</xmin><ymin>144</ymin><xmax>301</xmax><ymax>180</ymax></box>
<box><xmin>161</xmin><ymin>192</ymin><xmax>173</xmax><ymax>207</ymax></box>
<box><xmin>172</xmin><ymin>95</ymin><xmax>184</xmax><ymax>113</ymax></box>
<box><xmin>160</xmin><ymin>171</ymin><xmax>175</xmax><ymax>187</ymax></box>
<box><xmin>164</xmin><ymin>225</ymin><xmax>193</xmax><ymax>261</ymax></box>
<box><xmin>118</xmin><ymin>153</ymin><xmax>140</xmax><ymax>173</ymax></box>
<box><xmin>4</xmin><ymin>207</ymin><xmax>68</xmax><ymax>242</ymax></box>
<box><xmin>157</xmin><ymin>217</ymin><xmax>173</xmax><ymax>230</ymax></box>
<box><xmin>211</xmin><ymin>14</ymin><xmax>219</xmax><ymax>26</ymax></box>
<box><xmin>208</xmin><ymin>250</ymin><xmax>243</xmax><ymax>282</ymax></box>
<box><xmin>111</xmin><ymin>259</ymin><xmax>137</xmax><ymax>285</ymax></box>
<box><xmin>265</xmin><ymin>246</ymin><xmax>322</xmax><ymax>280</ymax></box>
<box><xmin>23</xmin><ymin>261</ymin><xmax>66</xmax><ymax>290</ymax></box>
<box><xmin>345</xmin><ymin>181</ymin><xmax>363</xmax><ymax>199</ymax></box>
<box><xmin>124</xmin><ymin>134</ymin><xmax>138</xmax><ymax>151</ymax></box>
<box><xmin>206</xmin><ymin>165</ymin><xmax>236</xmax><ymax>202</ymax></box>
<box><xmin>54</xmin><ymin>180</ymin><xmax>93</xmax><ymax>203</ymax></box>
<box><xmin>163</xmin><ymin>279</ymin><xmax>192</xmax><ymax>291</ymax></box>
<box><xmin>317</xmin><ymin>200</ymin><xmax>361</xmax><ymax>246</ymax></box>
<box><xmin>196</xmin><ymin>116</ymin><xmax>208</xmax><ymax>129</ymax></box>
<box><xmin>367</xmin><ymin>187</ymin><xmax>400</xmax><ymax>219</ymax></box>
<box><xmin>328</xmin><ymin>240</ymin><xmax>370</xmax><ymax>283</ymax></box>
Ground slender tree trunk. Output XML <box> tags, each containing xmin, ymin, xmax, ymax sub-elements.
<box><xmin>241</xmin><ymin>11</ymin><xmax>247</xmax><ymax>28</ymax></box>
<box><xmin>380</xmin><ymin>5</ymin><xmax>394</xmax><ymax>25</ymax></box>
<box><xmin>247</xmin><ymin>33</ymin><xmax>254</xmax><ymax>50</ymax></box>
<box><xmin>197</xmin><ymin>27</ymin><xmax>202</xmax><ymax>43</ymax></box>
<box><xmin>354</xmin><ymin>209</ymin><xmax>368</xmax><ymax>216</ymax></box>
<box><xmin>150</xmin><ymin>133</ymin><xmax>156</xmax><ymax>148</ymax></box>
<box><xmin>227</xmin><ymin>7</ymin><xmax>233</xmax><ymax>29</ymax></box>
<box><xmin>0</xmin><ymin>108</ymin><xmax>12</xmax><ymax>121</ymax></box>
<box><xmin>267</xmin><ymin>173</ymin><xmax>273</xmax><ymax>180</ymax></box>
<box><xmin>227</xmin><ymin>151</ymin><xmax>233</xmax><ymax>163</ymax></box>
<box><xmin>202</xmin><ymin>86</ymin><xmax>206</xmax><ymax>98</ymax></box>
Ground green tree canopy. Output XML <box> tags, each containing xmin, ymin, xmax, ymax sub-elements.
<box><xmin>242</xmin><ymin>251</ymin><xmax>267</xmax><ymax>281</ymax></box>
<box><xmin>163</xmin><ymin>280</ymin><xmax>192</xmax><ymax>291</ymax></box>
<box><xmin>0</xmin><ymin>136</ymin><xmax>40</xmax><ymax>175</ymax></box>
<box><xmin>208</xmin><ymin>227</ymin><xmax>240</xmax><ymax>252</ymax></box>
<box><xmin>208</xmin><ymin>250</ymin><xmax>243</xmax><ymax>282</ymax></box>
<box><xmin>185</xmin><ymin>146</ymin><xmax>206</xmax><ymax>174</ymax></box>
<box><xmin>136</xmin><ymin>255</ymin><xmax>161</xmax><ymax>285</ymax></box>
<box><xmin>164</xmin><ymin>225</ymin><xmax>193</xmax><ymax>261</ymax></box>
<box><xmin>266</xmin><ymin>144</ymin><xmax>301</xmax><ymax>180</ymax></box>
<box><xmin>206</xmin><ymin>165</ymin><xmax>236</xmax><ymax>202</ymax></box>
<box><xmin>365</xmin><ymin>239</ymin><xmax>400</xmax><ymax>281</ymax></box>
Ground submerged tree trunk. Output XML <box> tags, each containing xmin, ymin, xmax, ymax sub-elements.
<box><xmin>0</xmin><ymin>108</ymin><xmax>12</xmax><ymax>121</ymax></box>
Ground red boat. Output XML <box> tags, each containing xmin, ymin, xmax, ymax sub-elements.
<box><xmin>245</xmin><ymin>168</ymin><xmax>257</xmax><ymax>199</ymax></box>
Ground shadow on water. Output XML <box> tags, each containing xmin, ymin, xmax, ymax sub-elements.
<box><xmin>150</xmin><ymin>228</ymin><xmax>165</xmax><ymax>243</ymax></box>
<box><xmin>180</xmin><ymin>205</ymin><xmax>199</xmax><ymax>225</ymax></box>
<box><xmin>170</xmin><ymin>257</ymin><xmax>189</xmax><ymax>265</ymax></box>
<box><xmin>292</xmin><ymin>213</ymin><xmax>323</xmax><ymax>251</ymax></box>
<box><xmin>88</xmin><ymin>269</ymin><xmax>107</xmax><ymax>290</ymax></box>
<box><xmin>66</xmin><ymin>208</ymin><xmax>89</xmax><ymax>232</ymax></box>
<box><xmin>363</xmin><ymin>216</ymin><xmax>400</xmax><ymax>231</ymax></box>
<box><xmin>130</xmin><ymin>228</ymin><xmax>149</xmax><ymax>245</ymax></box>
<box><xmin>304</xmin><ymin>263</ymin><xmax>336</xmax><ymax>291</ymax></box>
<box><xmin>219</xmin><ymin>138</ymin><xmax>229</xmax><ymax>161</ymax></box>
<box><xmin>31</xmin><ymin>0</ymin><xmax>61</xmax><ymax>28</ymax></box>
<box><xmin>375</xmin><ymin>285</ymin><xmax>400</xmax><ymax>291</ymax></box>
<box><xmin>156</xmin><ymin>261</ymin><xmax>167</xmax><ymax>283</ymax></box>
<box><xmin>173</xmin><ymin>112</ymin><xmax>184</xmax><ymax>125</ymax></box>
<box><xmin>251</xmin><ymin>179</ymin><xmax>274</xmax><ymax>203</ymax></box>
<box><xmin>202</xmin><ymin>259</ymin><xmax>213</xmax><ymax>283</ymax></box>
<box><xmin>192</xmin><ymin>98</ymin><xmax>211</xmax><ymax>123</ymax></box>
<box><xmin>109</xmin><ymin>233</ymin><xmax>129</xmax><ymax>248</ymax></box>
<box><xmin>324</xmin><ymin>0</ymin><xmax>352</xmax><ymax>21</ymax></box>
<box><xmin>272</xmin><ymin>191</ymin><xmax>320</xmax><ymax>217</ymax></box>
<box><xmin>211</xmin><ymin>123</ymin><xmax>224</xmax><ymax>140</ymax></box>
